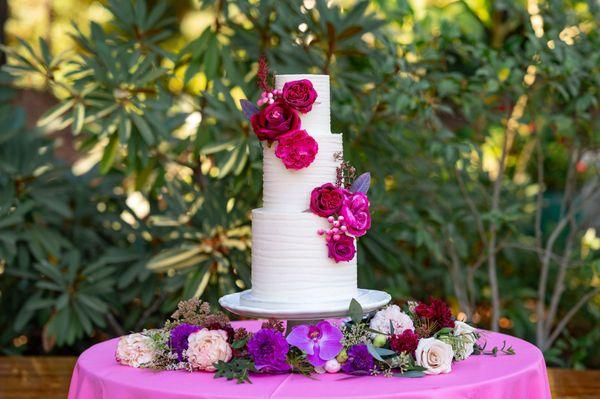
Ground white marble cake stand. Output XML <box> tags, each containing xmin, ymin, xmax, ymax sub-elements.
<box><xmin>219</xmin><ymin>288</ymin><xmax>391</xmax><ymax>333</ymax></box>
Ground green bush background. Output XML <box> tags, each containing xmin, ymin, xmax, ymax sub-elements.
<box><xmin>0</xmin><ymin>0</ymin><xmax>598</xmax><ymax>368</ymax></box>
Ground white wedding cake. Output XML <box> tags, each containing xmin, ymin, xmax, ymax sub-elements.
<box><xmin>243</xmin><ymin>74</ymin><xmax>358</xmax><ymax>307</ymax></box>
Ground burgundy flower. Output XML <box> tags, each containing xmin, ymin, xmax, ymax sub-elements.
<box><xmin>390</xmin><ymin>330</ymin><xmax>420</xmax><ymax>355</ymax></box>
<box><xmin>415</xmin><ymin>297</ymin><xmax>455</xmax><ymax>329</ymax></box>
<box><xmin>327</xmin><ymin>233</ymin><xmax>356</xmax><ymax>263</ymax></box>
<box><xmin>310</xmin><ymin>183</ymin><xmax>346</xmax><ymax>217</ymax></box>
<box><xmin>250</xmin><ymin>100</ymin><xmax>300</xmax><ymax>142</ymax></box>
<box><xmin>274</xmin><ymin>129</ymin><xmax>318</xmax><ymax>170</ymax></box>
<box><xmin>282</xmin><ymin>79</ymin><xmax>318</xmax><ymax>113</ymax></box>
<box><xmin>340</xmin><ymin>191</ymin><xmax>371</xmax><ymax>237</ymax></box>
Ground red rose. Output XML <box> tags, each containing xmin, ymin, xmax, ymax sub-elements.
<box><xmin>310</xmin><ymin>183</ymin><xmax>346</xmax><ymax>217</ymax></box>
<box><xmin>250</xmin><ymin>100</ymin><xmax>300</xmax><ymax>142</ymax></box>
<box><xmin>327</xmin><ymin>233</ymin><xmax>356</xmax><ymax>263</ymax></box>
<box><xmin>274</xmin><ymin>129</ymin><xmax>319</xmax><ymax>170</ymax></box>
<box><xmin>282</xmin><ymin>79</ymin><xmax>318</xmax><ymax>113</ymax></box>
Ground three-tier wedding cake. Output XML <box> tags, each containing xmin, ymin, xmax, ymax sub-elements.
<box><xmin>247</xmin><ymin>75</ymin><xmax>357</xmax><ymax>306</ymax></box>
<box><xmin>221</xmin><ymin>70</ymin><xmax>389</xmax><ymax>316</ymax></box>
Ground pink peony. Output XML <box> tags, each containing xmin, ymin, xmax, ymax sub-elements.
<box><xmin>282</xmin><ymin>79</ymin><xmax>318</xmax><ymax>113</ymax></box>
<box><xmin>340</xmin><ymin>192</ymin><xmax>371</xmax><ymax>237</ymax></box>
<box><xmin>274</xmin><ymin>129</ymin><xmax>318</xmax><ymax>170</ymax></box>
<box><xmin>327</xmin><ymin>233</ymin><xmax>356</xmax><ymax>263</ymax></box>
<box><xmin>250</xmin><ymin>100</ymin><xmax>300</xmax><ymax>142</ymax></box>
<box><xmin>115</xmin><ymin>333</ymin><xmax>156</xmax><ymax>368</ymax></box>
<box><xmin>186</xmin><ymin>329</ymin><xmax>232</xmax><ymax>372</ymax></box>
<box><xmin>310</xmin><ymin>183</ymin><xmax>346</xmax><ymax>217</ymax></box>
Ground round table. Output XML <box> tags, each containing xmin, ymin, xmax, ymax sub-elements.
<box><xmin>68</xmin><ymin>320</ymin><xmax>551</xmax><ymax>399</ymax></box>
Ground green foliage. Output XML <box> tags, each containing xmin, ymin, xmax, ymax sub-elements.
<box><xmin>1</xmin><ymin>0</ymin><xmax>599</xmax><ymax>370</ymax></box>
<box><xmin>214</xmin><ymin>358</ymin><xmax>255</xmax><ymax>384</ymax></box>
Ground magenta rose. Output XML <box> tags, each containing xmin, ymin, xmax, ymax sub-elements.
<box><xmin>251</xmin><ymin>100</ymin><xmax>300</xmax><ymax>142</ymax></box>
<box><xmin>274</xmin><ymin>129</ymin><xmax>318</xmax><ymax>170</ymax></box>
<box><xmin>310</xmin><ymin>183</ymin><xmax>345</xmax><ymax>217</ymax></box>
<box><xmin>340</xmin><ymin>192</ymin><xmax>371</xmax><ymax>237</ymax></box>
<box><xmin>327</xmin><ymin>234</ymin><xmax>356</xmax><ymax>263</ymax></box>
<box><xmin>282</xmin><ymin>79</ymin><xmax>318</xmax><ymax>113</ymax></box>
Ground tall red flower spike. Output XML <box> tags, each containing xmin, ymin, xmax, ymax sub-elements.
<box><xmin>257</xmin><ymin>55</ymin><xmax>272</xmax><ymax>92</ymax></box>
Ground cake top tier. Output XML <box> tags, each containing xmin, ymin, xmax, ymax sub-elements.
<box><xmin>275</xmin><ymin>74</ymin><xmax>330</xmax><ymax>136</ymax></box>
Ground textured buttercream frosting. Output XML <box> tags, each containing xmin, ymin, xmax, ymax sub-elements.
<box><xmin>262</xmin><ymin>134</ymin><xmax>342</xmax><ymax>211</ymax></box>
<box><xmin>250</xmin><ymin>208</ymin><xmax>358</xmax><ymax>304</ymax></box>
<box><xmin>246</xmin><ymin>74</ymin><xmax>358</xmax><ymax>307</ymax></box>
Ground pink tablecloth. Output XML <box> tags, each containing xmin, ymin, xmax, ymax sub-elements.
<box><xmin>68</xmin><ymin>320</ymin><xmax>551</xmax><ymax>399</ymax></box>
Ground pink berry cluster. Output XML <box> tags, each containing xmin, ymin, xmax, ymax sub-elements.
<box><xmin>257</xmin><ymin>89</ymin><xmax>283</xmax><ymax>106</ymax></box>
<box><xmin>317</xmin><ymin>215</ymin><xmax>348</xmax><ymax>242</ymax></box>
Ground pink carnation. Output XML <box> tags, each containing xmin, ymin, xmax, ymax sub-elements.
<box><xmin>115</xmin><ymin>333</ymin><xmax>156</xmax><ymax>368</ymax></box>
<box><xmin>340</xmin><ymin>191</ymin><xmax>371</xmax><ymax>237</ymax></box>
<box><xmin>186</xmin><ymin>329</ymin><xmax>232</xmax><ymax>372</ymax></box>
<box><xmin>274</xmin><ymin>129</ymin><xmax>318</xmax><ymax>170</ymax></box>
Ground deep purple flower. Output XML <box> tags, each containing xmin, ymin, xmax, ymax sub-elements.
<box><xmin>282</xmin><ymin>79</ymin><xmax>318</xmax><ymax>113</ymax></box>
<box><xmin>169</xmin><ymin>323</ymin><xmax>201</xmax><ymax>361</ymax></box>
<box><xmin>286</xmin><ymin>321</ymin><xmax>343</xmax><ymax>367</ymax></box>
<box><xmin>327</xmin><ymin>233</ymin><xmax>356</xmax><ymax>263</ymax></box>
<box><xmin>340</xmin><ymin>191</ymin><xmax>371</xmax><ymax>237</ymax></box>
<box><xmin>341</xmin><ymin>344</ymin><xmax>375</xmax><ymax>374</ymax></box>
<box><xmin>247</xmin><ymin>328</ymin><xmax>291</xmax><ymax>373</ymax></box>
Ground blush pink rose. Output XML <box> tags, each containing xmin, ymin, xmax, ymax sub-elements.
<box><xmin>327</xmin><ymin>233</ymin><xmax>356</xmax><ymax>263</ymax></box>
<box><xmin>115</xmin><ymin>333</ymin><xmax>156</xmax><ymax>368</ymax></box>
<box><xmin>310</xmin><ymin>183</ymin><xmax>346</xmax><ymax>217</ymax></box>
<box><xmin>250</xmin><ymin>100</ymin><xmax>300</xmax><ymax>142</ymax></box>
<box><xmin>282</xmin><ymin>79</ymin><xmax>318</xmax><ymax>113</ymax></box>
<box><xmin>340</xmin><ymin>191</ymin><xmax>371</xmax><ymax>237</ymax></box>
<box><xmin>274</xmin><ymin>129</ymin><xmax>318</xmax><ymax>170</ymax></box>
<box><xmin>186</xmin><ymin>329</ymin><xmax>232</xmax><ymax>372</ymax></box>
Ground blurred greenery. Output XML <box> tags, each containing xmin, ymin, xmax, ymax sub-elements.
<box><xmin>0</xmin><ymin>0</ymin><xmax>598</xmax><ymax>369</ymax></box>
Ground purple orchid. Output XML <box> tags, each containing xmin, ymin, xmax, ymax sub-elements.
<box><xmin>286</xmin><ymin>321</ymin><xmax>343</xmax><ymax>367</ymax></box>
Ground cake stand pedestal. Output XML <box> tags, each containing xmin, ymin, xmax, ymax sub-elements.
<box><xmin>219</xmin><ymin>288</ymin><xmax>391</xmax><ymax>334</ymax></box>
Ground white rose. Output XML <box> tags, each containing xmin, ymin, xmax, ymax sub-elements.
<box><xmin>369</xmin><ymin>305</ymin><xmax>414</xmax><ymax>335</ymax></box>
<box><xmin>452</xmin><ymin>321</ymin><xmax>477</xmax><ymax>361</ymax></box>
<box><xmin>115</xmin><ymin>333</ymin><xmax>156</xmax><ymax>368</ymax></box>
<box><xmin>186</xmin><ymin>329</ymin><xmax>232</xmax><ymax>372</ymax></box>
<box><xmin>415</xmin><ymin>338</ymin><xmax>454</xmax><ymax>375</ymax></box>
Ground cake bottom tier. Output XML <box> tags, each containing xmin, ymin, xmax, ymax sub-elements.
<box><xmin>248</xmin><ymin>208</ymin><xmax>357</xmax><ymax>305</ymax></box>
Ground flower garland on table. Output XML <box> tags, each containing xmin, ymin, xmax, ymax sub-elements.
<box><xmin>240</xmin><ymin>58</ymin><xmax>319</xmax><ymax>170</ymax></box>
<box><xmin>310</xmin><ymin>162</ymin><xmax>372</xmax><ymax>262</ymax></box>
<box><xmin>115</xmin><ymin>297</ymin><xmax>515</xmax><ymax>383</ymax></box>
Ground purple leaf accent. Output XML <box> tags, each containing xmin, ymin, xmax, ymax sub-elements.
<box><xmin>350</xmin><ymin>172</ymin><xmax>371</xmax><ymax>193</ymax></box>
<box><xmin>240</xmin><ymin>99</ymin><xmax>259</xmax><ymax>120</ymax></box>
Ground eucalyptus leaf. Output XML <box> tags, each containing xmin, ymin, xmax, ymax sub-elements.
<box><xmin>350</xmin><ymin>172</ymin><xmax>371</xmax><ymax>193</ymax></box>
<box><xmin>348</xmin><ymin>298</ymin><xmax>363</xmax><ymax>323</ymax></box>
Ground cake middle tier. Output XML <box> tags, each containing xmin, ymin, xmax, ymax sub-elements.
<box><xmin>263</xmin><ymin>133</ymin><xmax>342</xmax><ymax>211</ymax></box>
<box><xmin>250</xmin><ymin>208</ymin><xmax>358</xmax><ymax>304</ymax></box>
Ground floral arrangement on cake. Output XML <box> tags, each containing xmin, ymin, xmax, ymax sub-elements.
<box><xmin>240</xmin><ymin>57</ymin><xmax>319</xmax><ymax>170</ymax></box>
<box><xmin>311</xmin><ymin>158</ymin><xmax>372</xmax><ymax>262</ymax></box>
<box><xmin>115</xmin><ymin>297</ymin><xmax>514</xmax><ymax>383</ymax></box>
